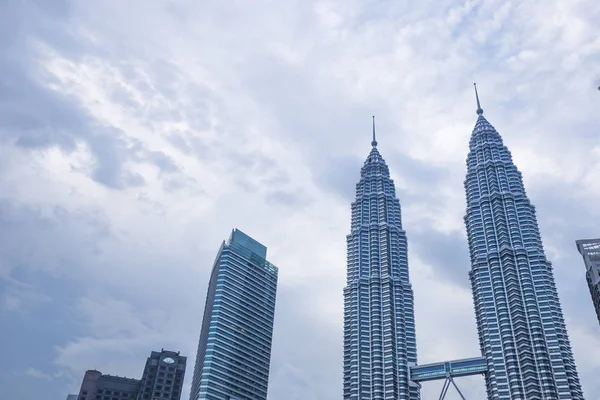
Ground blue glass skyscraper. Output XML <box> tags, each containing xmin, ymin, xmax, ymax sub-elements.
<box><xmin>464</xmin><ymin>85</ymin><xmax>584</xmax><ymax>399</ymax></box>
<box><xmin>343</xmin><ymin>119</ymin><xmax>419</xmax><ymax>400</ymax></box>
<box><xmin>189</xmin><ymin>229</ymin><xmax>278</xmax><ymax>400</ymax></box>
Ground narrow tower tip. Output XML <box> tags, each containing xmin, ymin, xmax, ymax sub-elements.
<box><xmin>474</xmin><ymin>83</ymin><xmax>484</xmax><ymax>115</ymax></box>
<box><xmin>371</xmin><ymin>115</ymin><xmax>377</xmax><ymax>147</ymax></box>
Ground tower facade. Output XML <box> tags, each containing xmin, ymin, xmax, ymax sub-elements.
<box><xmin>343</xmin><ymin>120</ymin><xmax>419</xmax><ymax>400</ymax></box>
<box><xmin>76</xmin><ymin>370</ymin><xmax>140</xmax><ymax>400</ymax></box>
<box><xmin>464</xmin><ymin>85</ymin><xmax>584</xmax><ymax>399</ymax></box>
<box><xmin>137</xmin><ymin>350</ymin><xmax>186</xmax><ymax>400</ymax></box>
<box><xmin>575</xmin><ymin>238</ymin><xmax>600</xmax><ymax>325</ymax></box>
<box><xmin>190</xmin><ymin>229</ymin><xmax>278</xmax><ymax>400</ymax></box>
<box><xmin>74</xmin><ymin>349</ymin><xmax>186</xmax><ymax>400</ymax></box>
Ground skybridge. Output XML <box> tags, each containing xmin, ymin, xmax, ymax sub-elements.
<box><xmin>410</xmin><ymin>357</ymin><xmax>488</xmax><ymax>399</ymax></box>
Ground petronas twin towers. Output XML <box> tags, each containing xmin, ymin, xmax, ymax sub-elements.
<box><xmin>343</xmin><ymin>121</ymin><xmax>419</xmax><ymax>399</ymax></box>
<box><xmin>342</xmin><ymin>85</ymin><xmax>584</xmax><ymax>400</ymax></box>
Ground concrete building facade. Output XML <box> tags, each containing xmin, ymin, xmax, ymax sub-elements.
<box><xmin>75</xmin><ymin>349</ymin><xmax>186</xmax><ymax>400</ymax></box>
<box><xmin>77</xmin><ymin>370</ymin><xmax>140</xmax><ymax>400</ymax></box>
<box><xmin>137</xmin><ymin>350</ymin><xmax>187</xmax><ymax>400</ymax></box>
<box><xmin>576</xmin><ymin>238</ymin><xmax>600</xmax><ymax>326</ymax></box>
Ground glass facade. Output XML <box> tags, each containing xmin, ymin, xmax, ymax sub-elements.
<box><xmin>343</xmin><ymin>134</ymin><xmax>419</xmax><ymax>400</ymax></box>
<box><xmin>189</xmin><ymin>229</ymin><xmax>278</xmax><ymax>400</ymax></box>
<box><xmin>410</xmin><ymin>357</ymin><xmax>487</xmax><ymax>382</ymax></box>
<box><xmin>464</xmin><ymin>104</ymin><xmax>584</xmax><ymax>399</ymax></box>
<box><xmin>575</xmin><ymin>239</ymin><xmax>600</xmax><ymax>326</ymax></box>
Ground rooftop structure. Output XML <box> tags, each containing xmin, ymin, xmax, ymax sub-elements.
<box><xmin>76</xmin><ymin>370</ymin><xmax>140</xmax><ymax>400</ymax></box>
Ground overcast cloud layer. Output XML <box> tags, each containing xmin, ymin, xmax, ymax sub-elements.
<box><xmin>1</xmin><ymin>1</ymin><xmax>599</xmax><ymax>399</ymax></box>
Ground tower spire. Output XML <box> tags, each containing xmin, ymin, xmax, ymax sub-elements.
<box><xmin>371</xmin><ymin>115</ymin><xmax>377</xmax><ymax>147</ymax></box>
<box><xmin>474</xmin><ymin>83</ymin><xmax>484</xmax><ymax>115</ymax></box>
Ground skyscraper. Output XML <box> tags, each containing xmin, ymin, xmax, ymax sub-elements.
<box><xmin>575</xmin><ymin>238</ymin><xmax>600</xmax><ymax>325</ymax></box>
<box><xmin>137</xmin><ymin>350</ymin><xmax>186</xmax><ymax>400</ymax></box>
<box><xmin>190</xmin><ymin>229</ymin><xmax>278</xmax><ymax>400</ymax></box>
<box><xmin>464</xmin><ymin>84</ymin><xmax>584</xmax><ymax>399</ymax></box>
<box><xmin>343</xmin><ymin>118</ymin><xmax>419</xmax><ymax>400</ymax></box>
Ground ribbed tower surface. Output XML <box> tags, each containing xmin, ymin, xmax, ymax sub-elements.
<box><xmin>464</xmin><ymin>102</ymin><xmax>584</xmax><ymax>399</ymax></box>
<box><xmin>343</xmin><ymin>125</ymin><xmax>419</xmax><ymax>400</ymax></box>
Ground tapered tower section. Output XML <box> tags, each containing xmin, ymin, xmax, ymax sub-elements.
<box><xmin>343</xmin><ymin>118</ymin><xmax>419</xmax><ymax>400</ymax></box>
<box><xmin>464</xmin><ymin>85</ymin><xmax>584</xmax><ymax>399</ymax></box>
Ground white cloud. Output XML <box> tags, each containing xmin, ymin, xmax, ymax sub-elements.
<box><xmin>25</xmin><ymin>368</ymin><xmax>52</xmax><ymax>381</ymax></box>
<box><xmin>1</xmin><ymin>283</ymin><xmax>51</xmax><ymax>313</ymax></box>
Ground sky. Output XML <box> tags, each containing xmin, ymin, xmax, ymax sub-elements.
<box><xmin>0</xmin><ymin>0</ymin><xmax>599</xmax><ymax>399</ymax></box>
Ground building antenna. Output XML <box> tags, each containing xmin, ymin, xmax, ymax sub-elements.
<box><xmin>474</xmin><ymin>83</ymin><xmax>484</xmax><ymax>115</ymax></box>
<box><xmin>371</xmin><ymin>115</ymin><xmax>377</xmax><ymax>147</ymax></box>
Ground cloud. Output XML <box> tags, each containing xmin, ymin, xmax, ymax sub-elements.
<box><xmin>25</xmin><ymin>368</ymin><xmax>53</xmax><ymax>381</ymax></box>
<box><xmin>0</xmin><ymin>0</ymin><xmax>188</xmax><ymax>190</ymax></box>
<box><xmin>1</xmin><ymin>284</ymin><xmax>52</xmax><ymax>313</ymax></box>
<box><xmin>409</xmin><ymin>229</ymin><xmax>471</xmax><ymax>289</ymax></box>
<box><xmin>0</xmin><ymin>200</ymin><xmax>112</xmax><ymax>276</ymax></box>
<box><xmin>0</xmin><ymin>0</ymin><xmax>599</xmax><ymax>399</ymax></box>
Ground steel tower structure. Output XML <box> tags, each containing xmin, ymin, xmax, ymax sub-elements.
<box><xmin>343</xmin><ymin>118</ymin><xmax>419</xmax><ymax>400</ymax></box>
<box><xmin>464</xmin><ymin>85</ymin><xmax>584</xmax><ymax>399</ymax></box>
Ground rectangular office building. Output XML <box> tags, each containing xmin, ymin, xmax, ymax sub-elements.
<box><xmin>137</xmin><ymin>350</ymin><xmax>186</xmax><ymax>400</ymax></box>
<box><xmin>576</xmin><ymin>238</ymin><xmax>600</xmax><ymax>325</ymax></box>
<box><xmin>190</xmin><ymin>229</ymin><xmax>278</xmax><ymax>400</ymax></box>
<box><xmin>74</xmin><ymin>349</ymin><xmax>186</xmax><ymax>400</ymax></box>
<box><xmin>76</xmin><ymin>370</ymin><xmax>140</xmax><ymax>400</ymax></box>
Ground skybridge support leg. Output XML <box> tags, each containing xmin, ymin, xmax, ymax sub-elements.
<box><xmin>438</xmin><ymin>378</ymin><xmax>451</xmax><ymax>400</ymax></box>
<box><xmin>450</xmin><ymin>376</ymin><xmax>467</xmax><ymax>400</ymax></box>
<box><xmin>438</xmin><ymin>374</ymin><xmax>467</xmax><ymax>400</ymax></box>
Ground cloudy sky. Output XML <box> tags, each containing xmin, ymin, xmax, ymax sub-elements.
<box><xmin>1</xmin><ymin>0</ymin><xmax>599</xmax><ymax>399</ymax></box>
